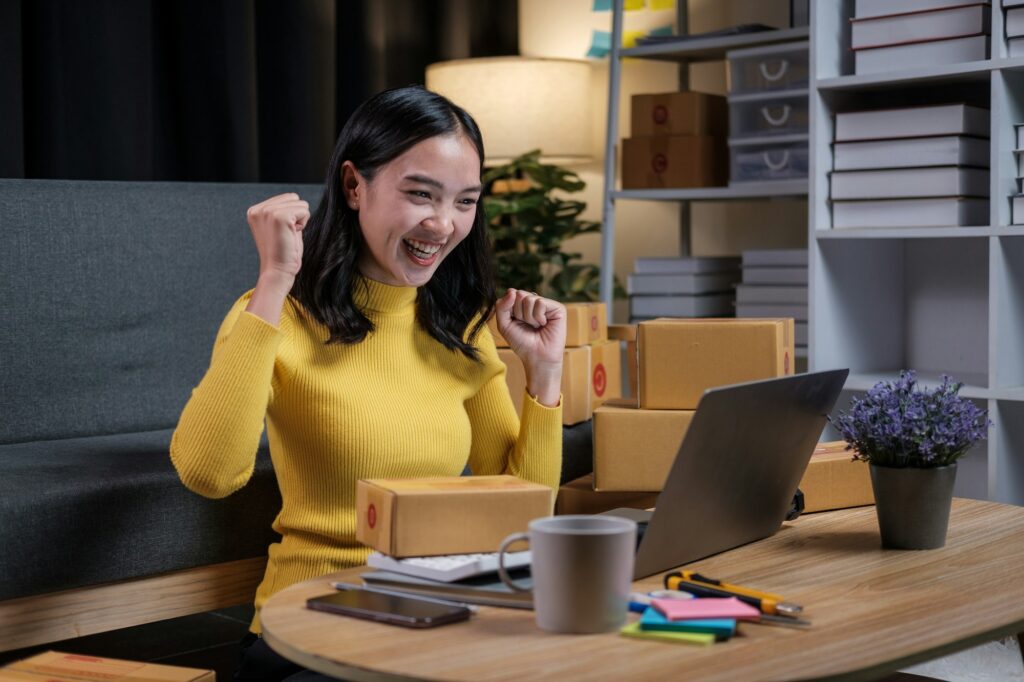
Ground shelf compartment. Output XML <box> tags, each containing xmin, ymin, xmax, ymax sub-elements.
<box><xmin>992</xmin><ymin>237</ymin><xmax>1024</xmax><ymax>390</ymax></box>
<box><xmin>813</xmin><ymin>238</ymin><xmax>990</xmax><ymax>395</ymax></box>
<box><xmin>816</xmin><ymin>226</ymin><xmax>995</xmax><ymax>239</ymax></box>
<box><xmin>994</xmin><ymin>401</ymin><xmax>1024</xmax><ymax>504</ymax></box>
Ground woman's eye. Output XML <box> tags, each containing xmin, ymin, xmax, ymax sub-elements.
<box><xmin>460</xmin><ymin>198</ymin><xmax>478</xmax><ymax>206</ymax></box>
<box><xmin>407</xmin><ymin>190</ymin><xmax>431</xmax><ymax>200</ymax></box>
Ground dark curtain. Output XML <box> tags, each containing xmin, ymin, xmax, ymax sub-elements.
<box><xmin>0</xmin><ymin>0</ymin><xmax>518</xmax><ymax>183</ymax></box>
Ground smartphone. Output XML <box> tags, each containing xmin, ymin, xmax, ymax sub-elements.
<box><xmin>306</xmin><ymin>589</ymin><xmax>472</xmax><ymax>628</ymax></box>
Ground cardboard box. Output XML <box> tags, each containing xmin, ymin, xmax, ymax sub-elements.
<box><xmin>4</xmin><ymin>652</ymin><xmax>213</xmax><ymax>682</ymax></box>
<box><xmin>589</xmin><ymin>339</ymin><xmax>622</xmax><ymax>409</ymax></box>
<box><xmin>356</xmin><ymin>475</ymin><xmax>553</xmax><ymax>557</ymax></box>
<box><xmin>498</xmin><ymin>346</ymin><xmax>592</xmax><ymax>425</ymax></box>
<box><xmin>622</xmin><ymin>135</ymin><xmax>727</xmax><ymax>190</ymax></box>
<box><xmin>593</xmin><ymin>401</ymin><xmax>696</xmax><ymax>491</ymax></box>
<box><xmin>631</xmin><ymin>91</ymin><xmax>727</xmax><ymax>137</ymax></box>
<box><xmin>487</xmin><ymin>302</ymin><xmax>607</xmax><ymax>348</ymax></box>
<box><xmin>556</xmin><ymin>473</ymin><xmax>659</xmax><ymax>515</ymax></box>
<box><xmin>799</xmin><ymin>441</ymin><xmax>875</xmax><ymax>513</ymax></box>
<box><xmin>638</xmin><ymin>318</ymin><xmax>795</xmax><ymax>410</ymax></box>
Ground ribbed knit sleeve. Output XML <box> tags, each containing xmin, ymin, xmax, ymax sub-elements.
<box><xmin>170</xmin><ymin>292</ymin><xmax>283</xmax><ymax>499</ymax></box>
<box><xmin>465</xmin><ymin>327</ymin><xmax>562</xmax><ymax>494</ymax></box>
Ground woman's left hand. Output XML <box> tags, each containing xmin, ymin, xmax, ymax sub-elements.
<box><xmin>494</xmin><ymin>289</ymin><xmax>566</xmax><ymax>408</ymax></box>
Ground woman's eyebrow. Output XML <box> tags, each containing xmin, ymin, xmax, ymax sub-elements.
<box><xmin>403</xmin><ymin>174</ymin><xmax>482</xmax><ymax>194</ymax></box>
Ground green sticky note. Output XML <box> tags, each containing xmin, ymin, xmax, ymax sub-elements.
<box><xmin>620</xmin><ymin>621</ymin><xmax>716</xmax><ymax>646</ymax></box>
<box><xmin>648</xmin><ymin>25</ymin><xmax>674</xmax><ymax>37</ymax></box>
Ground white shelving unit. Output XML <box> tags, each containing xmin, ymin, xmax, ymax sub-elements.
<box><xmin>810</xmin><ymin>1</ymin><xmax>1024</xmax><ymax>505</ymax></box>
<box><xmin>598</xmin><ymin>1</ymin><xmax>809</xmax><ymax>310</ymax></box>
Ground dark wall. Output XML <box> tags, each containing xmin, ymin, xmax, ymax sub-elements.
<box><xmin>0</xmin><ymin>0</ymin><xmax>518</xmax><ymax>184</ymax></box>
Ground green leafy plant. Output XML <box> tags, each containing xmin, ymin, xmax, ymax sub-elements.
<box><xmin>482</xmin><ymin>150</ymin><xmax>623</xmax><ymax>303</ymax></box>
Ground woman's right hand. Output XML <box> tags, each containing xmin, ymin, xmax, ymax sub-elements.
<box><xmin>246</xmin><ymin>193</ymin><xmax>310</xmax><ymax>283</ymax></box>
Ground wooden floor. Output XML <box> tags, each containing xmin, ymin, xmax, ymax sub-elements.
<box><xmin>0</xmin><ymin>603</ymin><xmax>254</xmax><ymax>681</ymax></box>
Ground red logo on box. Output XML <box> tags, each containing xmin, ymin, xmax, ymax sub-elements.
<box><xmin>653</xmin><ymin>104</ymin><xmax>668</xmax><ymax>124</ymax></box>
<box><xmin>593</xmin><ymin>363</ymin><xmax>607</xmax><ymax>397</ymax></box>
<box><xmin>591</xmin><ymin>315</ymin><xmax>598</xmax><ymax>331</ymax></box>
<box><xmin>367</xmin><ymin>503</ymin><xmax>377</xmax><ymax>529</ymax></box>
<box><xmin>784</xmin><ymin>352</ymin><xmax>790</xmax><ymax>374</ymax></box>
<box><xmin>652</xmin><ymin>153</ymin><xmax>668</xmax><ymax>173</ymax></box>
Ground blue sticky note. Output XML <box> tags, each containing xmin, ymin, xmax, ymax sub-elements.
<box><xmin>648</xmin><ymin>25</ymin><xmax>674</xmax><ymax>37</ymax></box>
<box><xmin>592</xmin><ymin>0</ymin><xmax>612</xmax><ymax>11</ymax></box>
<box><xmin>639</xmin><ymin>607</ymin><xmax>736</xmax><ymax>640</ymax></box>
<box><xmin>586</xmin><ymin>30</ymin><xmax>612</xmax><ymax>58</ymax></box>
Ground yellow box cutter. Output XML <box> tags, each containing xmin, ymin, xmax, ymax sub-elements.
<box><xmin>664</xmin><ymin>571</ymin><xmax>804</xmax><ymax>617</ymax></box>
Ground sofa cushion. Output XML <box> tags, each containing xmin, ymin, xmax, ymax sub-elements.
<box><xmin>0</xmin><ymin>179</ymin><xmax>320</xmax><ymax>444</ymax></box>
<box><xmin>0</xmin><ymin>429</ymin><xmax>281</xmax><ymax>601</ymax></box>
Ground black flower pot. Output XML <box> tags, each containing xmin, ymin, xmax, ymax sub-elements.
<box><xmin>869</xmin><ymin>463</ymin><xmax>957</xmax><ymax>550</ymax></box>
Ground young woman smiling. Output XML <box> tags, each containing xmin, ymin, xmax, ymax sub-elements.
<box><xmin>170</xmin><ymin>86</ymin><xmax>565</xmax><ymax>680</ymax></box>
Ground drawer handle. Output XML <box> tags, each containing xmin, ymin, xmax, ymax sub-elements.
<box><xmin>760</xmin><ymin>104</ymin><xmax>791</xmax><ymax>127</ymax></box>
<box><xmin>763</xmin><ymin>150</ymin><xmax>791</xmax><ymax>170</ymax></box>
<box><xmin>759</xmin><ymin>59</ymin><xmax>790</xmax><ymax>82</ymax></box>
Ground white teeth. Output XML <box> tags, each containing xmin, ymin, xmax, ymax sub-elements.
<box><xmin>403</xmin><ymin>238</ymin><xmax>443</xmax><ymax>258</ymax></box>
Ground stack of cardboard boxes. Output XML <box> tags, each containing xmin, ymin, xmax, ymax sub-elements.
<box><xmin>622</xmin><ymin>91</ymin><xmax>728</xmax><ymax>189</ymax></box>
<box><xmin>556</xmin><ymin>318</ymin><xmax>874</xmax><ymax>515</ymax></box>
<box><xmin>491</xmin><ymin>302</ymin><xmax>621</xmax><ymax>426</ymax></box>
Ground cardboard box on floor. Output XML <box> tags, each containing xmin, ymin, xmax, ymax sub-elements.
<box><xmin>556</xmin><ymin>473</ymin><xmax>659</xmax><ymax>515</ymax></box>
<box><xmin>593</xmin><ymin>400</ymin><xmax>696</xmax><ymax>491</ymax></box>
<box><xmin>638</xmin><ymin>318</ymin><xmax>795</xmax><ymax>410</ymax></box>
<box><xmin>498</xmin><ymin>346</ymin><xmax>592</xmax><ymax>425</ymax></box>
<box><xmin>488</xmin><ymin>302</ymin><xmax>607</xmax><ymax>348</ymax></box>
<box><xmin>799</xmin><ymin>441</ymin><xmax>875</xmax><ymax>513</ymax></box>
<box><xmin>631</xmin><ymin>91</ymin><xmax>728</xmax><ymax>137</ymax></box>
<box><xmin>621</xmin><ymin>135</ymin><xmax>727</xmax><ymax>190</ymax></box>
<box><xmin>356</xmin><ymin>476</ymin><xmax>552</xmax><ymax>557</ymax></box>
<box><xmin>3</xmin><ymin>652</ymin><xmax>213</xmax><ymax>682</ymax></box>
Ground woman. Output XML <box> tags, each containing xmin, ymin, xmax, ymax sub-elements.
<box><xmin>170</xmin><ymin>85</ymin><xmax>565</xmax><ymax>680</ymax></box>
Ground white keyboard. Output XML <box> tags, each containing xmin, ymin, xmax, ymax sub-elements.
<box><xmin>366</xmin><ymin>551</ymin><xmax>532</xmax><ymax>583</ymax></box>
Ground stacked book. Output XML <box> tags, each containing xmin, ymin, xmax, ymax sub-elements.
<box><xmin>831</xmin><ymin>104</ymin><xmax>990</xmax><ymax>229</ymax></box>
<box><xmin>735</xmin><ymin>250</ymin><xmax>808</xmax><ymax>358</ymax></box>
<box><xmin>851</xmin><ymin>0</ymin><xmax>991</xmax><ymax>75</ymax></box>
<box><xmin>1007</xmin><ymin>0</ymin><xmax>1024</xmax><ymax>56</ymax></box>
<box><xmin>628</xmin><ymin>257</ymin><xmax>740</xmax><ymax>322</ymax></box>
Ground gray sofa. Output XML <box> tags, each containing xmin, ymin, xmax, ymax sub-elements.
<box><xmin>0</xmin><ymin>179</ymin><xmax>593</xmax><ymax>650</ymax></box>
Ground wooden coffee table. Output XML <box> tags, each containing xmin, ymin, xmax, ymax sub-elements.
<box><xmin>261</xmin><ymin>499</ymin><xmax>1024</xmax><ymax>681</ymax></box>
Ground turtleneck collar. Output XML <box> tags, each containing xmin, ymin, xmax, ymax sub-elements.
<box><xmin>352</xmin><ymin>275</ymin><xmax>418</xmax><ymax>314</ymax></box>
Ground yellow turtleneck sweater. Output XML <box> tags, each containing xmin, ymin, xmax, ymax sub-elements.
<box><xmin>170</xmin><ymin>278</ymin><xmax>562</xmax><ymax>634</ymax></box>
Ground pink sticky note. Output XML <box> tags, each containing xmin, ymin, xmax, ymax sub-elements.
<box><xmin>652</xmin><ymin>597</ymin><xmax>761</xmax><ymax>621</ymax></box>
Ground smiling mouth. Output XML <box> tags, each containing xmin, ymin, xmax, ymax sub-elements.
<box><xmin>403</xmin><ymin>238</ymin><xmax>443</xmax><ymax>260</ymax></box>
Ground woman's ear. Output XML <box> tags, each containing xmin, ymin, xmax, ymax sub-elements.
<box><xmin>341</xmin><ymin>161</ymin><xmax>362</xmax><ymax>210</ymax></box>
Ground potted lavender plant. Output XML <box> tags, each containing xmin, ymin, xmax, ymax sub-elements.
<box><xmin>831</xmin><ymin>371</ymin><xmax>990</xmax><ymax>549</ymax></box>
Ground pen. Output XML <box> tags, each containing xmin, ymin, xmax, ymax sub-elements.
<box><xmin>675</xmin><ymin>569</ymin><xmax>802</xmax><ymax>610</ymax></box>
<box><xmin>329</xmin><ymin>581</ymin><xmax>480</xmax><ymax>613</ymax></box>
<box><xmin>663</xmin><ymin>573</ymin><xmax>803</xmax><ymax>617</ymax></box>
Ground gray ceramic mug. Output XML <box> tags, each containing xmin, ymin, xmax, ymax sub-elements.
<box><xmin>497</xmin><ymin>515</ymin><xmax>637</xmax><ymax>634</ymax></box>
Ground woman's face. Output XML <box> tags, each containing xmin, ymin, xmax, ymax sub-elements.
<box><xmin>343</xmin><ymin>133</ymin><xmax>482</xmax><ymax>288</ymax></box>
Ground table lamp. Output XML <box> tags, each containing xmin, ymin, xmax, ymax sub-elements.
<box><xmin>426</xmin><ymin>56</ymin><xmax>593</xmax><ymax>166</ymax></box>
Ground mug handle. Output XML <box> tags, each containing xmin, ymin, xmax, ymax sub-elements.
<box><xmin>496</xmin><ymin>532</ymin><xmax>531</xmax><ymax>593</ymax></box>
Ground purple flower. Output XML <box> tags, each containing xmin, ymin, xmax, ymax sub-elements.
<box><xmin>828</xmin><ymin>371</ymin><xmax>991</xmax><ymax>468</ymax></box>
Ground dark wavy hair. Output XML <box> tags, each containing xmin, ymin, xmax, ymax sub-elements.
<box><xmin>291</xmin><ymin>86</ymin><xmax>495</xmax><ymax>361</ymax></box>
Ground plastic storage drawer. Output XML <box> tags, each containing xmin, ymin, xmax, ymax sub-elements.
<box><xmin>728</xmin><ymin>90</ymin><xmax>808</xmax><ymax>139</ymax></box>
<box><xmin>729</xmin><ymin>136</ymin><xmax>809</xmax><ymax>184</ymax></box>
<box><xmin>727</xmin><ymin>41</ymin><xmax>809</xmax><ymax>94</ymax></box>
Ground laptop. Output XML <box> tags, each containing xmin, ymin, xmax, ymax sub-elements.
<box><xmin>603</xmin><ymin>369</ymin><xmax>849</xmax><ymax>579</ymax></box>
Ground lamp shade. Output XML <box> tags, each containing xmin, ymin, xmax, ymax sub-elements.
<box><xmin>426</xmin><ymin>56</ymin><xmax>593</xmax><ymax>165</ymax></box>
